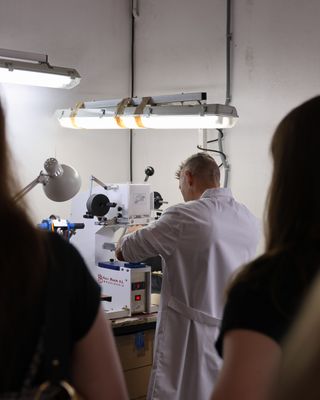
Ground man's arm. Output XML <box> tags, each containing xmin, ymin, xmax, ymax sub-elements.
<box><xmin>115</xmin><ymin>225</ymin><xmax>144</xmax><ymax>261</ymax></box>
<box><xmin>115</xmin><ymin>246</ymin><xmax>125</xmax><ymax>261</ymax></box>
<box><xmin>116</xmin><ymin>207</ymin><xmax>182</xmax><ymax>262</ymax></box>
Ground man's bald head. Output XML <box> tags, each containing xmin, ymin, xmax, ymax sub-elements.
<box><xmin>176</xmin><ymin>153</ymin><xmax>220</xmax><ymax>201</ymax></box>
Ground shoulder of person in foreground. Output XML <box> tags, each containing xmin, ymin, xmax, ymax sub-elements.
<box><xmin>273</xmin><ymin>270</ymin><xmax>320</xmax><ymax>400</ymax></box>
<box><xmin>46</xmin><ymin>233</ymin><xmax>129</xmax><ymax>399</ymax></box>
<box><xmin>72</xmin><ymin>306</ymin><xmax>129</xmax><ymax>400</ymax></box>
<box><xmin>211</xmin><ymin>328</ymin><xmax>281</xmax><ymax>400</ymax></box>
<box><xmin>45</xmin><ymin>232</ymin><xmax>101</xmax><ymax>342</ymax></box>
<box><xmin>211</xmin><ymin>253</ymin><xmax>296</xmax><ymax>400</ymax></box>
<box><xmin>216</xmin><ymin>253</ymin><xmax>294</xmax><ymax>356</ymax></box>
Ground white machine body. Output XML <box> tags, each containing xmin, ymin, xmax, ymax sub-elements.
<box><xmin>70</xmin><ymin>182</ymin><xmax>160</xmax><ymax>319</ymax></box>
<box><xmin>97</xmin><ymin>261</ymin><xmax>152</xmax><ymax>319</ymax></box>
<box><xmin>115</xmin><ymin>183</ymin><xmax>152</xmax><ymax>224</ymax></box>
<box><xmin>70</xmin><ymin>183</ymin><xmax>155</xmax><ymax>269</ymax></box>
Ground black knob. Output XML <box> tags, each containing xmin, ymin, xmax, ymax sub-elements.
<box><xmin>73</xmin><ymin>223</ymin><xmax>85</xmax><ymax>229</ymax></box>
<box><xmin>153</xmin><ymin>191</ymin><xmax>164</xmax><ymax>210</ymax></box>
<box><xmin>86</xmin><ymin>194</ymin><xmax>114</xmax><ymax>217</ymax></box>
<box><xmin>83</xmin><ymin>212</ymin><xmax>94</xmax><ymax>219</ymax></box>
<box><xmin>144</xmin><ymin>166</ymin><xmax>155</xmax><ymax>182</ymax></box>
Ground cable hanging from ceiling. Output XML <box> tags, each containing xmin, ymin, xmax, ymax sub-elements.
<box><xmin>198</xmin><ymin>0</ymin><xmax>233</xmax><ymax>187</ymax></box>
<box><xmin>55</xmin><ymin>0</ymin><xmax>238</xmax><ymax>187</ymax></box>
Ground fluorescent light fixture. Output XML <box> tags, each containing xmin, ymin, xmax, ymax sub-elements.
<box><xmin>56</xmin><ymin>92</ymin><xmax>238</xmax><ymax>130</ymax></box>
<box><xmin>14</xmin><ymin>158</ymin><xmax>81</xmax><ymax>202</ymax></box>
<box><xmin>0</xmin><ymin>48</ymin><xmax>80</xmax><ymax>89</ymax></box>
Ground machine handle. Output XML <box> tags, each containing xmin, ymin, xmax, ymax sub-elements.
<box><xmin>69</xmin><ymin>223</ymin><xmax>85</xmax><ymax>230</ymax></box>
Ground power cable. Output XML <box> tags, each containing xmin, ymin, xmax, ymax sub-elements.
<box><xmin>200</xmin><ymin>0</ymin><xmax>232</xmax><ymax>187</ymax></box>
<box><xmin>129</xmin><ymin>0</ymin><xmax>135</xmax><ymax>182</ymax></box>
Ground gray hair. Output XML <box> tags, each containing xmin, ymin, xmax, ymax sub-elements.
<box><xmin>175</xmin><ymin>152</ymin><xmax>220</xmax><ymax>185</ymax></box>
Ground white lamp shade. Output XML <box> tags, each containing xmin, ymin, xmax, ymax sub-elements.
<box><xmin>43</xmin><ymin>164</ymin><xmax>81</xmax><ymax>202</ymax></box>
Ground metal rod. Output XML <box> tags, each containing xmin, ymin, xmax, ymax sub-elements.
<box><xmin>220</xmin><ymin>0</ymin><xmax>233</xmax><ymax>187</ymax></box>
<box><xmin>130</xmin><ymin>0</ymin><xmax>135</xmax><ymax>183</ymax></box>
<box><xmin>225</xmin><ymin>0</ymin><xmax>232</xmax><ymax>105</ymax></box>
<box><xmin>90</xmin><ymin>175</ymin><xmax>118</xmax><ymax>191</ymax></box>
<box><xmin>217</xmin><ymin>130</ymin><xmax>230</xmax><ymax>187</ymax></box>
<box><xmin>14</xmin><ymin>176</ymin><xmax>41</xmax><ymax>202</ymax></box>
<box><xmin>129</xmin><ymin>130</ymin><xmax>133</xmax><ymax>183</ymax></box>
<box><xmin>84</xmin><ymin>92</ymin><xmax>207</xmax><ymax>109</ymax></box>
<box><xmin>91</xmin><ymin>175</ymin><xmax>109</xmax><ymax>190</ymax></box>
<box><xmin>198</xmin><ymin>129</ymin><xmax>208</xmax><ymax>150</ymax></box>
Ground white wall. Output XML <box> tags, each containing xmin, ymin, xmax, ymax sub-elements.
<box><xmin>132</xmin><ymin>0</ymin><xmax>227</xmax><ymax>208</ymax></box>
<box><xmin>0</xmin><ymin>0</ymin><xmax>131</xmax><ymax>221</ymax></box>
<box><xmin>1</xmin><ymin>0</ymin><xmax>320</xmax><ymax>248</ymax></box>
<box><xmin>230</xmin><ymin>0</ymin><xmax>320</xmax><ymax>218</ymax></box>
<box><xmin>132</xmin><ymin>0</ymin><xmax>320</xmax><ymax>243</ymax></box>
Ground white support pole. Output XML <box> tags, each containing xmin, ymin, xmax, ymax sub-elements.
<box><xmin>198</xmin><ymin>128</ymin><xmax>208</xmax><ymax>151</ymax></box>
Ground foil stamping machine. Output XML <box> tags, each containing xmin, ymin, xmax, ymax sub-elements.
<box><xmin>76</xmin><ymin>167</ymin><xmax>165</xmax><ymax>319</ymax></box>
<box><xmin>97</xmin><ymin>261</ymin><xmax>152</xmax><ymax>319</ymax></box>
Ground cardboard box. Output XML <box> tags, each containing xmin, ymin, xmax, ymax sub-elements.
<box><xmin>116</xmin><ymin>330</ymin><xmax>154</xmax><ymax>371</ymax></box>
<box><xmin>115</xmin><ymin>329</ymin><xmax>154</xmax><ymax>399</ymax></box>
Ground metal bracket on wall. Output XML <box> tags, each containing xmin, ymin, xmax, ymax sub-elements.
<box><xmin>132</xmin><ymin>0</ymin><xmax>139</xmax><ymax>19</ymax></box>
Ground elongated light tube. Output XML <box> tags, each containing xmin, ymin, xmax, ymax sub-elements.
<box><xmin>56</xmin><ymin>104</ymin><xmax>238</xmax><ymax>130</ymax></box>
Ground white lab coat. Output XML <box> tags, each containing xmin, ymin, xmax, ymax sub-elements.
<box><xmin>121</xmin><ymin>188</ymin><xmax>260</xmax><ymax>400</ymax></box>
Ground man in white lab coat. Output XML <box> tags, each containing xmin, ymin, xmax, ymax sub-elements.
<box><xmin>116</xmin><ymin>153</ymin><xmax>260</xmax><ymax>400</ymax></box>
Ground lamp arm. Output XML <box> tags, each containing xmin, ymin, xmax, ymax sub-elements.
<box><xmin>14</xmin><ymin>172</ymin><xmax>49</xmax><ymax>202</ymax></box>
<box><xmin>90</xmin><ymin>175</ymin><xmax>118</xmax><ymax>191</ymax></box>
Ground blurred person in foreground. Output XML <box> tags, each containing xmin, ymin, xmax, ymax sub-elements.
<box><xmin>274</xmin><ymin>271</ymin><xmax>320</xmax><ymax>400</ymax></box>
<box><xmin>0</xmin><ymin>99</ymin><xmax>128</xmax><ymax>400</ymax></box>
<box><xmin>211</xmin><ymin>96</ymin><xmax>320</xmax><ymax>400</ymax></box>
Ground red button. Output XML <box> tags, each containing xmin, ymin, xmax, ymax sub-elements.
<box><xmin>135</xmin><ymin>295</ymin><xmax>141</xmax><ymax>301</ymax></box>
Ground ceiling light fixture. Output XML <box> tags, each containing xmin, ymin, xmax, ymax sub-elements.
<box><xmin>56</xmin><ymin>92</ymin><xmax>238</xmax><ymax>130</ymax></box>
<box><xmin>0</xmin><ymin>48</ymin><xmax>80</xmax><ymax>89</ymax></box>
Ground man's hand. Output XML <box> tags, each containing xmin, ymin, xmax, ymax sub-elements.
<box><xmin>115</xmin><ymin>225</ymin><xmax>143</xmax><ymax>261</ymax></box>
<box><xmin>115</xmin><ymin>245</ymin><xmax>125</xmax><ymax>261</ymax></box>
<box><xmin>126</xmin><ymin>224</ymin><xmax>144</xmax><ymax>234</ymax></box>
